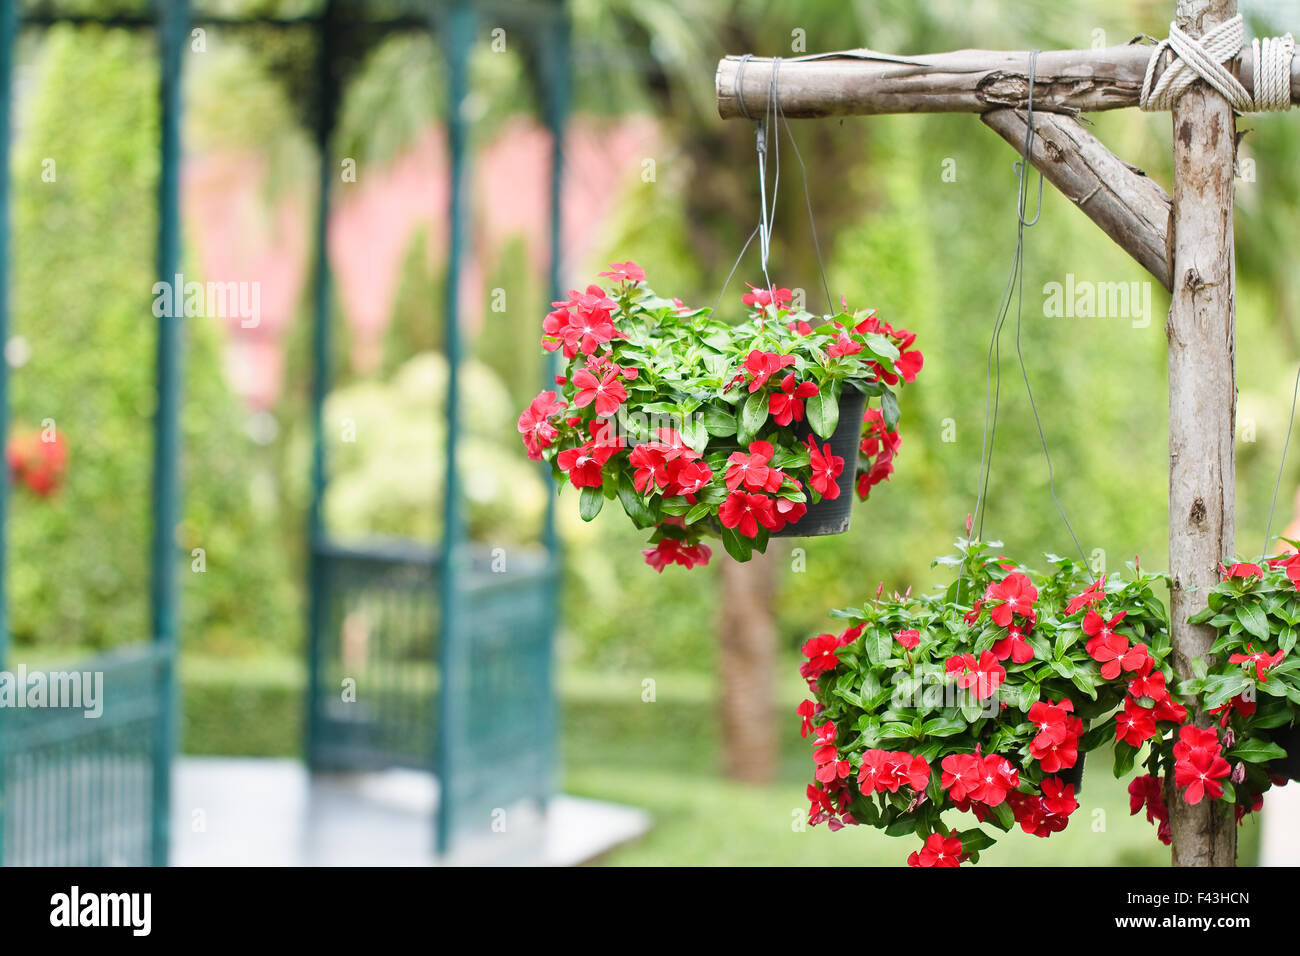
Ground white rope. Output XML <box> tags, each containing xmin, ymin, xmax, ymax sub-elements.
<box><xmin>1140</xmin><ymin>13</ymin><xmax>1294</xmax><ymax>113</ymax></box>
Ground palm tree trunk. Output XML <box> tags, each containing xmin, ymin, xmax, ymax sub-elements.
<box><xmin>717</xmin><ymin>550</ymin><xmax>777</xmax><ymax>783</ymax></box>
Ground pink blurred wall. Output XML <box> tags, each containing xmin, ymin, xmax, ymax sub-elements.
<box><xmin>183</xmin><ymin>115</ymin><xmax>658</xmax><ymax>409</ymax></box>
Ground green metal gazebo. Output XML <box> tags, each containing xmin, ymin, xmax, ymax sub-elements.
<box><xmin>0</xmin><ymin>0</ymin><xmax>568</xmax><ymax>865</ymax></box>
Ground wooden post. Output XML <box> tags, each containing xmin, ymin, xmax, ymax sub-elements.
<box><xmin>1165</xmin><ymin>0</ymin><xmax>1238</xmax><ymax>866</ymax></box>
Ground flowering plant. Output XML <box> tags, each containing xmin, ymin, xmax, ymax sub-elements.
<box><xmin>7</xmin><ymin>428</ymin><xmax>67</xmax><ymax>496</ymax></box>
<box><xmin>517</xmin><ymin>262</ymin><xmax>922</xmax><ymax>568</ymax></box>
<box><xmin>800</xmin><ymin>541</ymin><xmax>1300</xmax><ymax>865</ymax></box>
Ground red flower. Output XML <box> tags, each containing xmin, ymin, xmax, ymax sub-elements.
<box><xmin>812</xmin><ymin>722</ymin><xmax>849</xmax><ymax>784</ymax></box>
<box><xmin>1154</xmin><ymin>695</ymin><xmax>1190</xmax><ymax>724</ymax></box>
<box><xmin>1221</xmin><ymin>562</ymin><xmax>1263</xmax><ymax>581</ymax></box>
<box><xmin>967</xmin><ymin>754</ymin><xmax>1019</xmax><ymax>807</ymax></box>
<box><xmin>725</xmin><ymin>440</ymin><xmax>784</xmax><ymax>493</ymax></box>
<box><xmin>1229</xmin><ymin>646</ymin><xmax>1287</xmax><ymax>682</ymax></box>
<box><xmin>991</xmin><ymin>625</ymin><xmax>1035</xmax><ymax>664</ymax></box>
<box><xmin>894</xmin><ymin>628</ymin><xmax>920</xmax><ymax>650</ymax></box>
<box><xmin>719</xmin><ymin>490</ymin><xmax>781</xmax><ymax>538</ymax></box>
<box><xmin>805</xmin><ymin>436</ymin><xmax>844</xmax><ymax>500</ymax></box>
<box><xmin>985</xmin><ymin>573</ymin><xmax>1038</xmax><ymax>627</ymax></box>
<box><xmin>1084</xmin><ymin>610</ymin><xmax>1130</xmax><ymax>679</ymax></box>
<box><xmin>769</xmin><ymin>373</ymin><xmax>819</xmax><ymax>426</ymax></box>
<box><xmin>598</xmin><ymin>260</ymin><xmax>645</xmax><ymax>284</ymax></box>
<box><xmin>1030</xmin><ymin>715</ymin><xmax>1082</xmax><ymax>773</ymax></box>
<box><xmin>544</xmin><ymin>285</ymin><xmax>620</xmax><ymax>358</ymax></box>
<box><xmin>1064</xmin><ymin>576</ymin><xmax>1107</xmax><ymax>615</ymax></box>
<box><xmin>742</xmin><ymin>350</ymin><xmax>797</xmax><ymax>393</ymax></box>
<box><xmin>857</xmin><ymin>749</ymin><xmax>894</xmax><ymax>792</ymax></box>
<box><xmin>1174</xmin><ymin>750</ymin><xmax>1231</xmax><ymax>805</ymax></box>
<box><xmin>796</xmin><ymin>700</ymin><xmax>819</xmax><ymax>738</ymax></box>
<box><xmin>944</xmin><ymin>651</ymin><xmax>1006</xmax><ymax>700</ymax></box>
<box><xmin>571</xmin><ymin>365</ymin><xmax>628</xmax><ymax>418</ymax></box>
<box><xmin>516</xmin><ymin>390</ymin><xmax>564</xmax><ymax>460</ymax></box>
<box><xmin>940</xmin><ymin>753</ymin><xmax>982</xmax><ymax>802</ymax></box>
<box><xmin>1115</xmin><ymin>696</ymin><xmax>1158</xmax><ymax>747</ymax></box>
<box><xmin>827</xmin><ymin>333</ymin><xmax>863</xmax><ymax>358</ymax></box>
<box><xmin>555</xmin><ymin>426</ymin><xmax>621</xmax><ymax>488</ymax></box>
<box><xmin>907</xmin><ymin>833</ymin><xmax>964</xmax><ymax>868</ymax></box>
<box><xmin>641</xmin><ymin>538</ymin><xmax>712</xmax><ymax>572</ymax></box>
<box><xmin>1027</xmin><ymin>698</ymin><xmax>1074</xmax><ymax>749</ymax></box>
<box><xmin>741</xmin><ymin>284</ymin><xmax>793</xmax><ymax>310</ymax></box>
<box><xmin>800</xmin><ymin>634</ymin><xmax>841</xmax><ymax>679</ymax></box>
<box><xmin>1128</xmin><ymin>667</ymin><xmax>1168</xmax><ymax>703</ymax></box>
<box><xmin>1209</xmin><ymin>693</ymin><xmax>1255</xmax><ymax>726</ymax></box>
<box><xmin>1173</xmin><ymin>725</ymin><xmax>1221</xmax><ymax>764</ymax></box>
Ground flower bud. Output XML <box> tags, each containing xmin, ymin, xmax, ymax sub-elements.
<box><xmin>1231</xmin><ymin>761</ymin><xmax>1246</xmax><ymax>785</ymax></box>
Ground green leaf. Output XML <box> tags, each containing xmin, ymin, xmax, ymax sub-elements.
<box><xmin>1228</xmin><ymin>739</ymin><xmax>1289</xmax><ymax>764</ymax></box>
<box><xmin>884</xmin><ymin>816</ymin><xmax>918</xmax><ymax>837</ymax></box>
<box><xmin>1236</xmin><ymin>603</ymin><xmax>1271</xmax><ymax>642</ymax></box>
<box><xmin>880</xmin><ymin>389</ymin><xmax>900</xmax><ymax>431</ymax></box>
<box><xmin>955</xmin><ymin>828</ymin><xmax>996</xmax><ymax>854</ymax></box>
<box><xmin>579</xmin><ymin>486</ymin><xmax>604</xmax><ymax>522</ymax></box>
<box><xmin>920</xmin><ymin>715</ymin><xmax>967</xmax><ymax>738</ymax></box>
<box><xmin>1112</xmin><ymin>741</ymin><xmax>1137</xmax><ymax>778</ymax></box>
<box><xmin>736</xmin><ymin>391</ymin><xmax>768</xmax><ymax>446</ymax></box>
<box><xmin>806</xmin><ymin>392</ymin><xmax>839</xmax><ymax>439</ymax></box>
<box><xmin>701</xmin><ymin>405</ymin><xmax>737</xmax><ymax>437</ymax></box>
<box><xmin>616</xmin><ymin>473</ymin><xmax>654</xmax><ymax>527</ymax></box>
<box><xmin>720</xmin><ymin>527</ymin><xmax>752</xmax><ymax>563</ymax></box>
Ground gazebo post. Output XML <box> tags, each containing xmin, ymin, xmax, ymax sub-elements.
<box><xmin>0</xmin><ymin>0</ymin><xmax>17</xmax><ymax>869</ymax></box>
<box><xmin>148</xmin><ymin>0</ymin><xmax>189</xmax><ymax>869</ymax></box>
<box><xmin>304</xmin><ymin>0</ymin><xmax>340</xmax><ymax>776</ymax></box>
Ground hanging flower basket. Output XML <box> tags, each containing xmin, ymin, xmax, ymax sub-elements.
<box><xmin>798</xmin><ymin>540</ymin><xmax>1300</xmax><ymax>865</ymax></box>
<box><xmin>517</xmin><ymin>262</ymin><xmax>923</xmax><ymax>568</ymax></box>
<box><xmin>772</xmin><ymin>387</ymin><xmax>865</xmax><ymax>538</ymax></box>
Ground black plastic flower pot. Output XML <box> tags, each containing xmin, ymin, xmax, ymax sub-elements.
<box><xmin>1266</xmin><ymin>724</ymin><xmax>1300</xmax><ymax>781</ymax></box>
<box><xmin>1058</xmin><ymin>753</ymin><xmax>1085</xmax><ymax>795</ymax></box>
<box><xmin>774</xmin><ymin>387</ymin><xmax>868</xmax><ymax>538</ymax></box>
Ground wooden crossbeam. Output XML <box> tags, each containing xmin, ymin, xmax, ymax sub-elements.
<box><xmin>982</xmin><ymin>109</ymin><xmax>1173</xmax><ymax>290</ymax></box>
<box><xmin>717</xmin><ymin>44</ymin><xmax>1300</xmax><ymax>119</ymax></box>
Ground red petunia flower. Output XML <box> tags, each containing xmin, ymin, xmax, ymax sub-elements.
<box><xmin>516</xmin><ymin>390</ymin><xmax>564</xmax><ymax>460</ymax></box>
<box><xmin>555</xmin><ymin>426</ymin><xmax>621</xmax><ymax>488</ymax></box>
<box><xmin>641</xmin><ymin>538</ymin><xmax>712</xmax><ymax>572</ymax></box>
<box><xmin>1064</xmin><ymin>575</ymin><xmax>1107</xmax><ymax>615</ymax></box>
<box><xmin>598</xmin><ymin>260</ymin><xmax>645</xmax><ymax>284</ymax></box>
<box><xmin>742</xmin><ymin>350</ymin><xmax>798</xmax><ymax>393</ymax></box>
<box><xmin>894</xmin><ymin>628</ymin><xmax>920</xmax><ymax>650</ymax></box>
<box><xmin>991</xmin><ymin>625</ymin><xmax>1035</xmax><ymax>664</ymax></box>
<box><xmin>944</xmin><ymin>651</ymin><xmax>1006</xmax><ymax>700</ymax></box>
<box><xmin>805</xmin><ymin>436</ymin><xmax>844</xmax><ymax>500</ymax></box>
<box><xmin>769</xmin><ymin>373</ymin><xmax>819</xmax><ymax>426</ymax></box>
<box><xmin>571</xmin><ymin>365</ymin><xmax>628</xmax><ymax>418</ymax></box>
<box><xmin>1229</xmin><ymin>646</ymin><xmax>1287</xmax><ymax>682</ymax></box>
<box><xmin>719</xmin><ymin>490</ymin><xmax>781</xmax><ymax>538</ymax></box>
<box><xmin>1174</xmin><ymin>750</ymin><xmax>1231</xmax><ymax>805</ymax></box>
<box><xmin>1221</xmin><ymin>562</ymin><xmax>1263</xmax><ymax>581</ymax></box>
<box><xmin>741</xmin><ymin>284</ymin><xmax>793</xmax><ymax>310</ymax></box>
<box><xmin>800</xmin><ymin>634</ymin><xmax>842</xmax><ymax>679</ymax></box>
<box><xmin>907</xmin><ymin>832</ymin><xmax>964</xmax><ymax>868</ymax></box>
<box><xmin>796</xmin><ymin>700</ymin><xmax>819</xmax><ymax>738</ymax></box>
<box><xmin>725</xmin><ymin>440</ymin><xmax>784</xmax><ymax>493</ymax></box>
<box><xmin>985</xmin><ymin>573</ymin><xmax>1038</xmax><ymax>627</ymax></box>
<box><xmin>827</xmin><ymin>333</ymin><xmax>863</xmax><ymax>358</ymax></box>
<box><xmin>1115</xmin><ymin>696</ymin><xmax>1158</xmax><ymax>747</ymax></box>
<box><xmin>1027</xmin><ymin>698</ymin><xmax>1075</xmax><ymax>749</ymax></box>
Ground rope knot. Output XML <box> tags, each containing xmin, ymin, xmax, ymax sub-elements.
<box><xmin>1140</xmin><ymin>13</ymin><xmax>1293</xmax><ymax>113</ymax></box>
